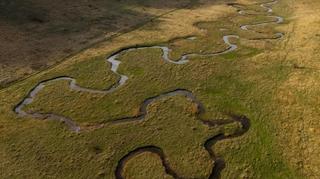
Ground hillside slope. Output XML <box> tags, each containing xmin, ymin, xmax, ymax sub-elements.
<box><xmin>0</xmin><ymin>0</ymin><xmax>197</xmax><ymax>88</ymax></box>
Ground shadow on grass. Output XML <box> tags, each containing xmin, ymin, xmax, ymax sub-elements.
<box><xmin>0</xmin><ymin>0</ymin><xmax>203</xmax><ymax>88</ymax></box>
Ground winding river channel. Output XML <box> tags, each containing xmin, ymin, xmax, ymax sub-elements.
<box><xmin>14</xmin><ymin>0</ymin><xmax>284</xmax><ymax>178</ymax></box>
<box><xmin>14</xmin><ymin>35</ymin><xmax>239</xmax><ymax>131</ymax></box>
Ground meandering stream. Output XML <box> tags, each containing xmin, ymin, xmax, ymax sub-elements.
<box><xmin>113</xmin><ymin>89</ymin><xmax>250</xmax><ymax>179</ymax></box>
<box><xmin>115</xmin><ymin>1</ymin><xmax>284</xmax><ymax>178</ymax></box>
<box><xmin>239</xmin><ymin>0</ymin><xmax>284</xmax><ymax>39</ymax></box>
<box><xmin>14</xmin><ymin>0</ymin><xmax>283</xmax><ymax>178</ymax></box>
<box><xmin>14</xmin><ymin>35</ymin><xmax>239</xmax><ymax>131</ymax></box>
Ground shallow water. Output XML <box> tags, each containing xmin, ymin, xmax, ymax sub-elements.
<box><xmin>14</xmin><ymin>0</ymin><xmax>283</xmax><ymax>134</ymax></box>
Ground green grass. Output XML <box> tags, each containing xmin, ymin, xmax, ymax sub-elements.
<box><xmin>0</xmin><ymin>0</ymin><xmax>307</xmax><ymax>178</ymax></box>
<box><xmin>64</xmin><ymin>55</ymin><xmax>119</xmax><ymax>90</ymax></box>
<box><xmin>1</xmin><ymin>95</ymin><xmax>243</xmax><ymax>178</ymax></box>
<box><xmin>122</xmin><ymin>152</ymin><xmax>174</xmax><ymax>179</ymax></box>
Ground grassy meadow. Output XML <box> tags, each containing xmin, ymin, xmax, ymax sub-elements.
<box><xmin>0</xmin><ymin>0</ymin><xmax>319</xmax><ymax>178</ymax></box>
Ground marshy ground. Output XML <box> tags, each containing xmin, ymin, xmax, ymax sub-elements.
<box><xmin>0</xmin><ymin>0</ymin><xmax>320</xmax><ymax>178</ymax></box>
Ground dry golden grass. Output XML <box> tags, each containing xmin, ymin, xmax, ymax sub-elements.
<box><xmin>0</xmin><ymin>0</ymin><xmax>198</xmax><ymax>88</ymax></box>
<box><xmin>0</xmin><ymin>0</ymin><xmax>319</xmax><ymax>178</ymax></box>
<box><xmin>0</xmin><ymin>2</ymin><xmax>241</xmax><ymax>178</ymax></box>
<box><xmin>271</xmin><ymin>0</ymin><xmax>320</xmax><ymax>177</ymax></box>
